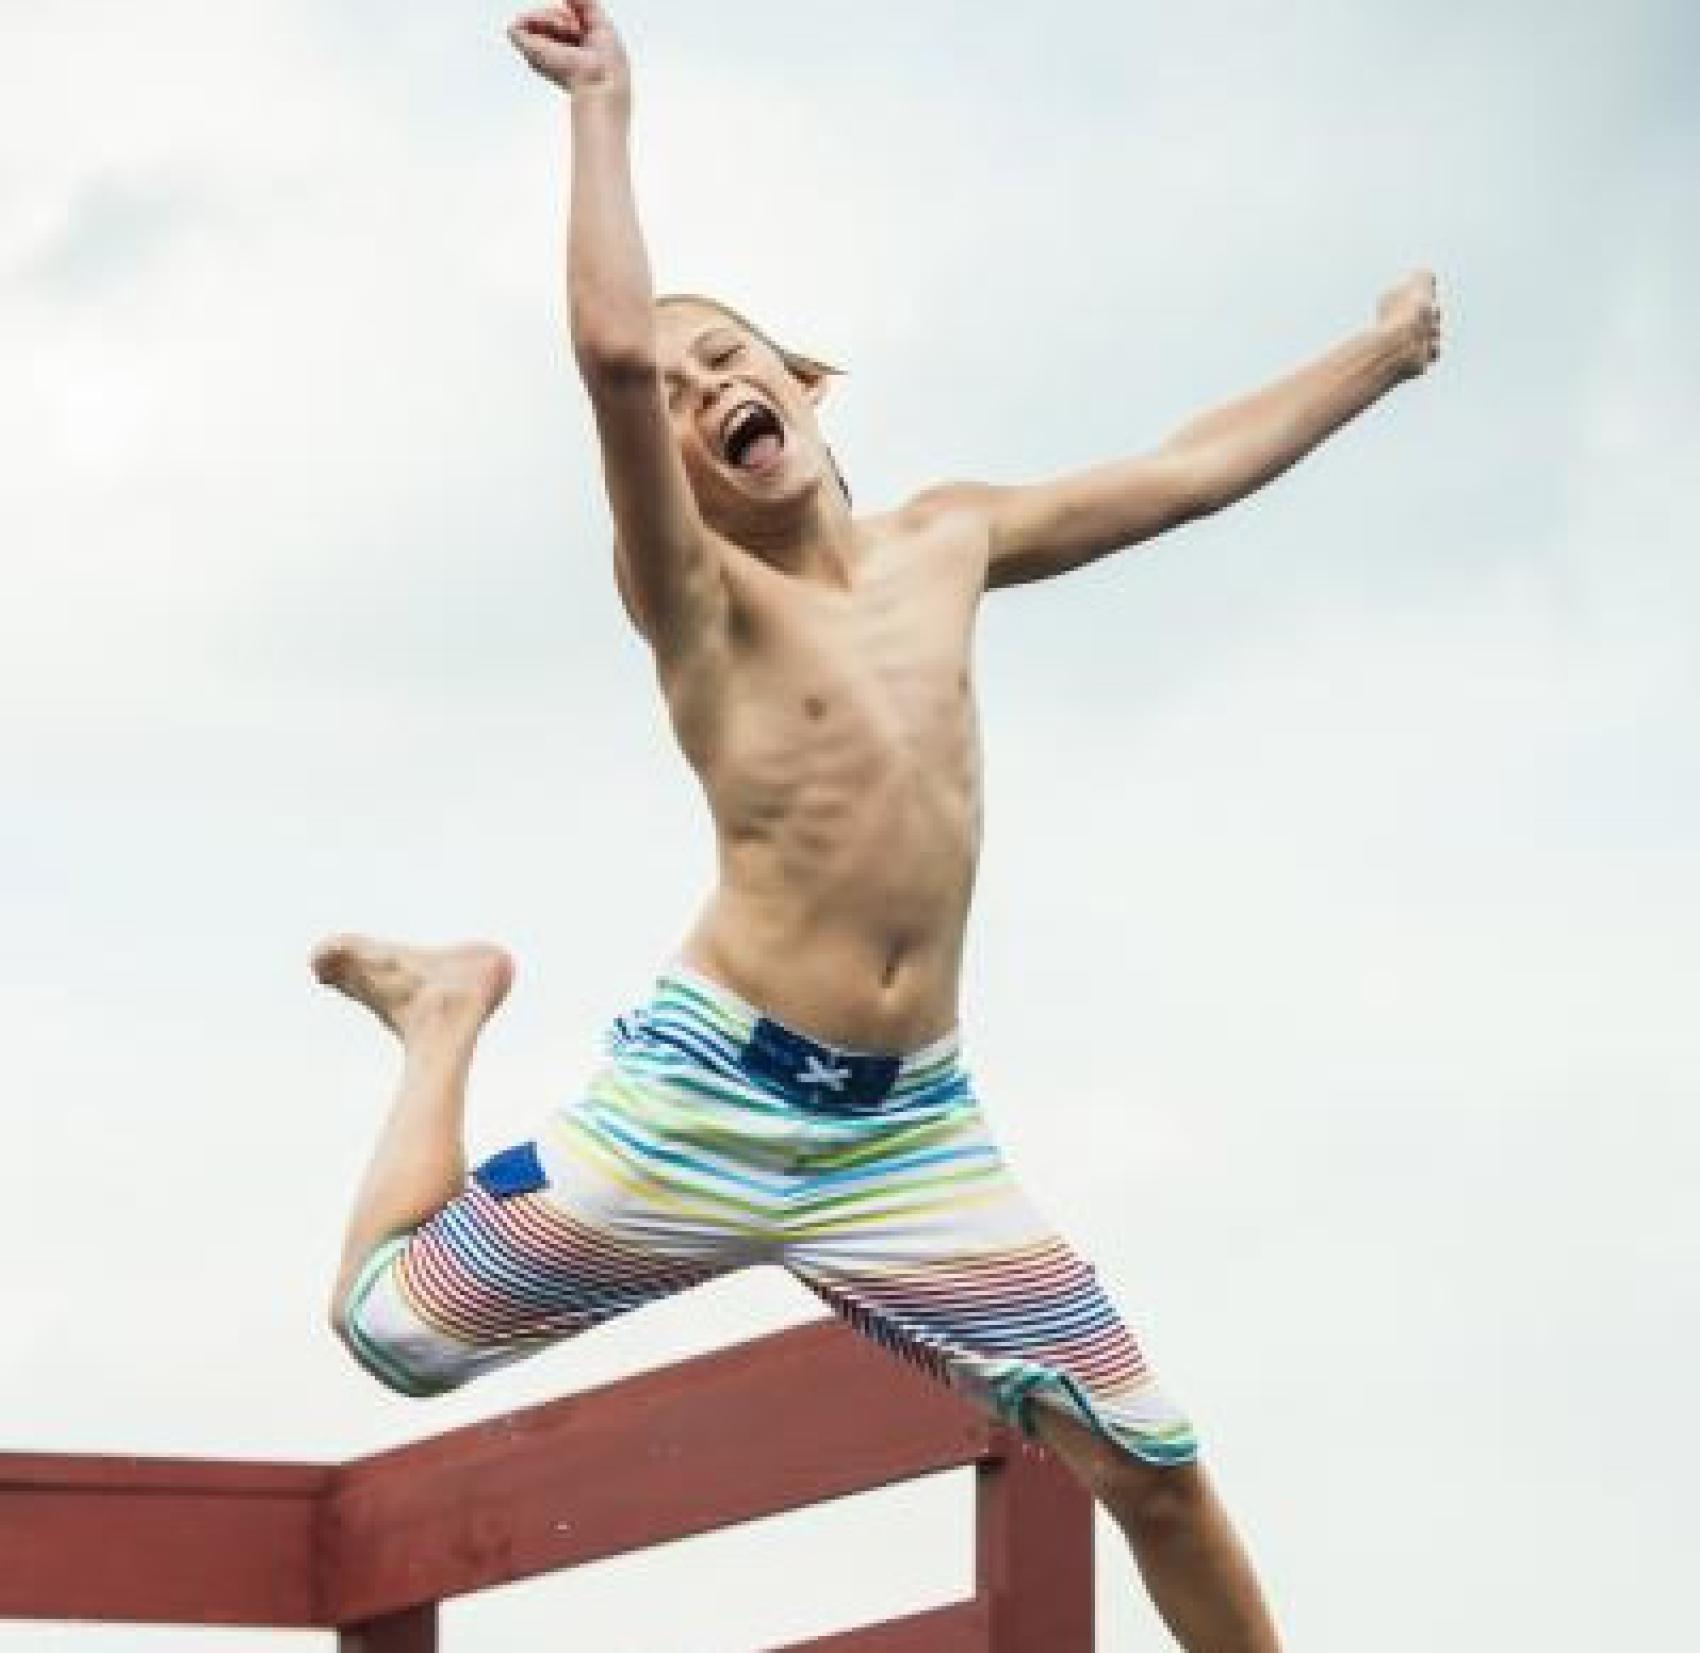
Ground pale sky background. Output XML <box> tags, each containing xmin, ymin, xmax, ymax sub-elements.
<box><xmin>4</xmin><ymin>1</ymin><xmax>1697</xmax><ymax>1648</ymax></box>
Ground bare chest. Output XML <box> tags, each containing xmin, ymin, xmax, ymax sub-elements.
<box><xmin>713</xmin><ymin>528</ymin><xmax>985</xmax><ymax>804</ymax></box>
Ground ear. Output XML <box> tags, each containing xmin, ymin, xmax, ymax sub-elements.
<box><xmin>791</xmin><ymin>363</ymin><xmax>833</xmax><ymax>407</ymax></box>
<box><xmin>780</xmin><ymin>346</ymin><xmax>841</xmax><ymax>408</ymax></box>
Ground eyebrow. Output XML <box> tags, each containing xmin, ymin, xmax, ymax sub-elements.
<box><xmin>662</xmin><ymin>327</ymin><xmax>744</xmax><ymax>390</ymax></box>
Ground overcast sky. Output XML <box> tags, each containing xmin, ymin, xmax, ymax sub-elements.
<box><xmin>5</xmin><ymin>2</ymin><xmax>1697</xmax><ymax>1649</ymax></box>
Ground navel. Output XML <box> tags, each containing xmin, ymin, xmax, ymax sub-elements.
<box><xmin>803</xmin><ymin>694</ymin><xmax>827</xmax><ymax>720</ymax></box>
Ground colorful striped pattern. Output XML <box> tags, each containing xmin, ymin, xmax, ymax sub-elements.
<box><xmin>342</xmin><ymin>968</ymin><xmax>1197</xmax><ymax>1466</ymax></box>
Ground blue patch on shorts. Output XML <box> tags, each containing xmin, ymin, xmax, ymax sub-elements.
<box><xmin>739</xmin><ymin>1017</ymin><xmax>903</xmax><ymax>1113</ymax></box>
<box><xmin>472</xmin><ymin>1141</ymin><xmax>548</xmax><ymax>1198</ymax></box>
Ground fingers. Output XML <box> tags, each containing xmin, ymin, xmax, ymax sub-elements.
<box><xmin>550</xmin><ymin>1</ymin><xmax>603</xmax><ymax>40</ymax></box>
<box><xmin>507</xmin><ymin>6</ymin><xmax>591</xmax><ymax>80</ymax></box>
<box><xmin>506</xmin><ymin>20</ymin><xmax>565</xmax><ymax>58</ymax></box>
<box><xmin>509</xmin><ymin>7</ymin><xmax>585</xmax><ymax>47</ymax></box>
<box><xmin>1372</xmin><ymin>272</ymin><xmax>1441</xmax><ymax>372</ymax></box>
<box><xmin>1419</xmin><ymin>282</ymin><xmax>1444</xmax><ymax>367</ymax></box>
<box><xmin>507</xmin><ymin>32</ymin><xmax>593</xmax><ymax>87</ymax></box>
<box><xmin>507</xmin><ymin>0</ymin><xmax>625</xmax><ymax>94</ymax></box>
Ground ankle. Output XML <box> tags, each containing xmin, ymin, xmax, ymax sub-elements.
<box><xmin>399</xmin><ymin>989</ymin><xmax>489</xmax><ymax>1048</ymax></box>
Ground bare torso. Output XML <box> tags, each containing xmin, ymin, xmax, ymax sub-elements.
<box><xmin>664</xmin><ymin>494</ymin><xmax>989</xmax><ymax>1051</ymax></box>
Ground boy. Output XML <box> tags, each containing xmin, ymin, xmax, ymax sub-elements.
<box><xmin>314</xmin><ymin>6</ymin><xmax>1442</xmax><ymax>1649</ymax></box>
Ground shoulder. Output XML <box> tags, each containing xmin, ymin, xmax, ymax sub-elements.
<box><xmin>896</xmin><ymin>479</ymin><xmax>1002</xmax><ymax>528</ymax></box>
<box><xmin>888</xmin><ymin>481</ymin><xmax>1003</xmax><ymax>565</ymax></box>
<box><xmin>890</xmin><ymin>483</ymin><xmax>1002</xmax><ymax>585</ymax></box>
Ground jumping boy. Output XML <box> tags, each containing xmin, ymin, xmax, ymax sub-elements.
<box><xmin>313</xmin><ymin>6</ymin><xmax>1443</xmax><ymax>1648</ymax></box>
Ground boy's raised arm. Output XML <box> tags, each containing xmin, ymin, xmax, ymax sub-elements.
<box><xmin>976</xmin><ymin>271</ymin><xmax>1445</xmax><ymax>589</ymax></box>
<box><xmin>509</xmin><ymin>4</ymin><xmax>725</xmax><ymax>658</ymax></box>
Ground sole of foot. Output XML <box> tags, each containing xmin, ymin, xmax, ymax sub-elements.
<box><xmin>309</xmin><ymin>933</ymin><xmax>515</xmax><ymax>1039</ymax></box>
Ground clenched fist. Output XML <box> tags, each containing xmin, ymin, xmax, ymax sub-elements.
<box><xmin>1377</xmin><ymin>270</ymin><xmax>1444</xmax><ymax>380</ymax></box>
<box><xmin>508</xmin><ymin>2</ymin><xmax>630</xmax><ymax>101</ymax></box>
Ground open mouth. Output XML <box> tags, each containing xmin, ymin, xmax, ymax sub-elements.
<box><xmin>717</xmin><ymin>399</ymin><xmax>786</xmax><ymax>473</ymax></box>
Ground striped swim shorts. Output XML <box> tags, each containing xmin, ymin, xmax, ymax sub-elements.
<box><xmin>340</xmin><ymin>966</ymin><xmax>1197</xmax><ymax>1467</ymax></box>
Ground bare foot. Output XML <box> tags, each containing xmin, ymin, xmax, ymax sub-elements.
<box><xmin>309</xmin><ymin>933</ymin><xmax>515</xmax><ymax>1041</ymax></box>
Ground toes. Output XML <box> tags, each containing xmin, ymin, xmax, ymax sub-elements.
<box><xmin>309</xmin><ymin>934</ymin><xmax>355</xmax><ymax>982</ymax></box>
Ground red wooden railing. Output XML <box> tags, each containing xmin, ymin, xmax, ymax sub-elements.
<box><xmin>1</xmin><ymin>1321</ymin><xmax>1093</xmax><ymax>1650</ymax></box>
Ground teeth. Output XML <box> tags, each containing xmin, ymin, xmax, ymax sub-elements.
<box><xmin>720</xmin><ymin>400</ymin><xmax>778</xmax><ymax>464</ymax></box>
<box><xmin>721</xmin><ymin>402</ymin><xmax>763</xmax><ymax>453</ymax></box>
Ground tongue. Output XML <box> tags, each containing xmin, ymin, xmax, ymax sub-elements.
<box><xmin>740</xmin><ymin>432</ymin><xmax>783</xmax><ymax>471</ymax></box>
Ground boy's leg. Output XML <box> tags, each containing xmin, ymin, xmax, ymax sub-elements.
<box><xmin>1031</xmin><ymin>1403</ymin><xmax>1282</xmax><ymax>1653</ymax></box>
<box><xmin>779</xmin><ymin>1073</ymin><xmax>1281</xmax><ymax>1653</ymax></box>
<box><xmin>316</xmin><ymin>941</ymin><xmax>752</xmax><ymax>1397</ymax></box>
<box><xmin>312</xmin><ymin>933</ymin><xmax>516</xmax><ymax>1319</ymax></box>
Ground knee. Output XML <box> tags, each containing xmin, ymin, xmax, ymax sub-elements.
<box><xmin>327</xmin><ymin>1302</ymin><xmax>360</xmax><ymax>1360</ymax></box>
<box><xmin>327</xmin><ymin>1293</ymin><xmax>387</xmax><ymax>1385</ymax></box>
<box><xmin>331</xmin><ymin>1304</ymin><xmax>438</xmax><ymax>1398</ymax></box>
<box><xmin>1031</xmin><ymin>1399</ymin><xmax>1205</xmax><ymax>1529</ymax></box>
<box><xmin>328</xmin><ymin>1249</ymin><xmax>371</xmax><ymax>1346</ymax></box>
<box><xmin>327</xmin><ymin>1248</ymin><xmax>441</xmax><ymax>1398</ymax></box>
<box><xmin>327</xmin><ymin>1278</ymin><xmax>354</xmax><ymax>1339</ymax></box>
<box><xmin>327</xmin><ymin>1274</ymin><xmax>368</xmax><ymax>1360</ymax></box>
<box><xmin>1094</xmin><ymin>1455</ymin><xmax>1210</xmax><ymax>1535</ymax></box>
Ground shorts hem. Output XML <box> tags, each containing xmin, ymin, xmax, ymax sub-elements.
<box><xmin>338</xmin><ymin>1234</ymin><xmax>458</xmax><ymax>1399</ymax></box>
<box><xmin>1009</xmin><ymin>1368</ymin><xmax>1201</xmax><ymax>1469</ymax></box>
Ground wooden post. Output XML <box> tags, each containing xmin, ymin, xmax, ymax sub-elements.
<box><xmin>975</xmin><ymin>1428</ymin><xmax>1094</xmax><ymax>1652</ymax></box>
<box><xmin>338</xmin><ymin>1603</ymin><xmax>438</xmax><ymax>1653</ymax></box>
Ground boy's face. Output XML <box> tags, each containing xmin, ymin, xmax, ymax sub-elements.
<box><xmin>654</xmin><ymin>302</ymin><xmax>829</xmax><ymax>526</ymax></box>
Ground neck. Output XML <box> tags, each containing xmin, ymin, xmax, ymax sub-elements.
<box><xmin>732</xmin><ymin>482</ymin><xmax>857</xmax><ymax>588</ymax></box>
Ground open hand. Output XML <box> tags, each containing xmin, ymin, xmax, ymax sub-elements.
<box><xmin>508</xmin><ymin>2</ymin><xmax>630</xmax><ymax>100</ymax></box>
<box><xmin>1377</xmin><ymin>269</ymin><xmax>1444</xmax><ymax>379</ymax></box>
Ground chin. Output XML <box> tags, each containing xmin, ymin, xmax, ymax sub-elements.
<box><xmin>770</xmin><ymin>450</ymin><xmax>831</xmax><ymax>499</ymax></box>
<box><xmin>730</xmin><ymin>459</ymin><xmax>817</xmax><ymax>508</ymax></box>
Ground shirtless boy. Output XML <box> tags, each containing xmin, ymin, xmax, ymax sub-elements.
<box><xmin>313</xmin><ymin>6</ymin><xmax>1442</xmax><ymax>1648</ymax></box>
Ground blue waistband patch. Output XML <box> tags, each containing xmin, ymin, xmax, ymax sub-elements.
<box><xmin>738</xmin><ymin>1017</ymin><xmax>903</xmax><ymax>1112</ymax></box>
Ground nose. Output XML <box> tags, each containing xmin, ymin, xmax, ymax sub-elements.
<box><xmin>694</xmin><ymin>375</ymin><xmax>742</xmax><ymax>431</ymax></box>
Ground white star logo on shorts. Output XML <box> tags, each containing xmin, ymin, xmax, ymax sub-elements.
<box><xmin>796</xmin><ymin>1054</ymin><xmax>852</xmax><ymax>1090</ymax></box>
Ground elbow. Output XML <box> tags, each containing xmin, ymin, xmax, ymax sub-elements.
<box><xmin>570</xmin><ymin>298</ymin><xmax>658</xmax><ymax>382</ymax></box>
<box><xmin>1153</xmin><ymin>445</ymin><xmax>1224</xmax><ymax>525</ymax></box>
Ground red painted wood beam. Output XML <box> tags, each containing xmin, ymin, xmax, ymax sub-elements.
<box><xmin>976</xmin><ymin>1431</ymin><xmax>1095</xmax><ymax>1652</ymax></box>
<box><xmin>320</xmin><ymin>1320</ymin><xmax>995</xmax><ymax>1623</ymax></box>
<box><xmin>0</xmin><ymin>1456</ymin><xmax>329</xmax><ymax>1625</ymax></box>
<box><xmin>769</xmin><ymin>1600</ymin><xmax>988</xmax><ymax>1651</ymax></box>
<box><xmin>0</xmin><ymin>1324</ymin><xmax>1094</xmax><ymax>1652</ymax></box>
